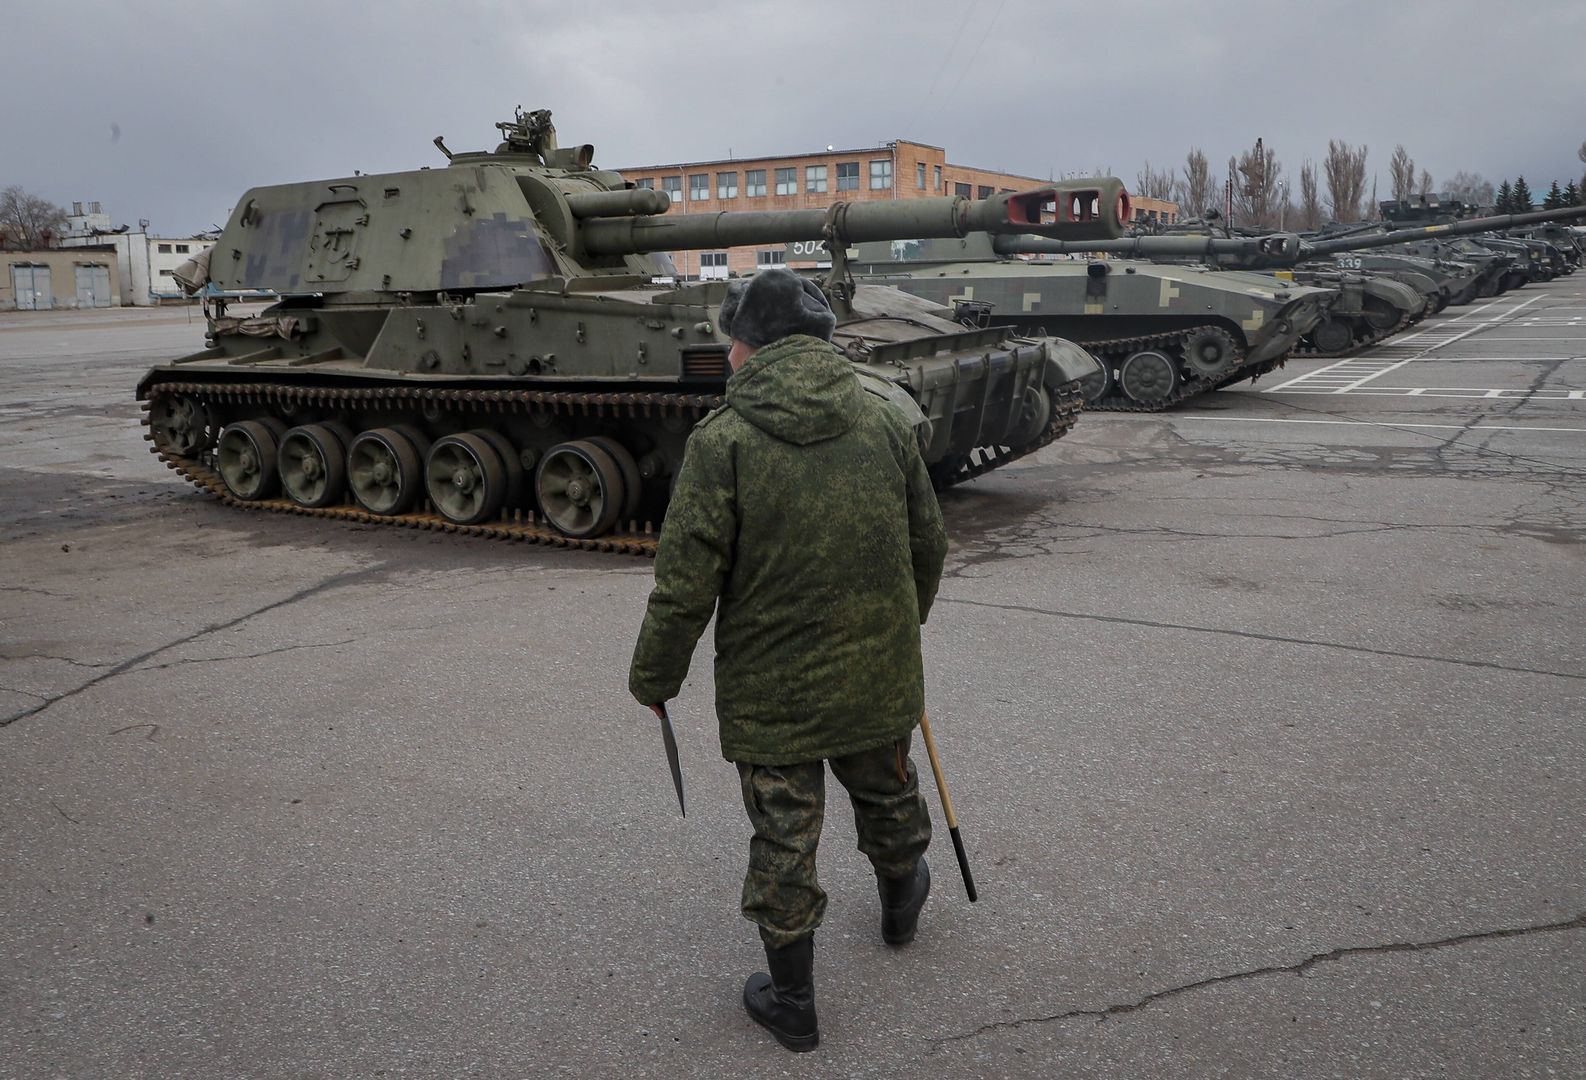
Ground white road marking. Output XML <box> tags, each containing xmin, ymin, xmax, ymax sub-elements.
<box><xmin>1265</xmin><ymin>294</ymin><xmax>1549</xmax><ymax>394</ymax></box>
<box><xmin>1265</xmin><ymin>387</ymin><xmax>1586</xmax><ymax>401</ymax></box>
<box><xmin>1166</xmin><ymin>416</ymin><xmax>1586</xmax><ymax>433</ymax></box>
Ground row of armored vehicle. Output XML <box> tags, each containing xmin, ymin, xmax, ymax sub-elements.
<box><xmin>848</xmin><ymin>204</ymin><xmax>1586</xmax><ymax>410</ymax></box>
<box><xmin>138</xmin><ymin>109</ymin><xmax>1586</xmax><ymax>547</ymax></box>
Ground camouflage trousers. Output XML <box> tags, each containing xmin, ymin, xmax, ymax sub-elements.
<box><xmin>736</xmin><ymin>733</ymin><xmax>932</xmax><ymax>949</ymax></box>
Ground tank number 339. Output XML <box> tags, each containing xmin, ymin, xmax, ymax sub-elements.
<box><xmin>1335</xmin><ymin>256</ymin><xmax>1363</xmax><ymax>270</ymax></box>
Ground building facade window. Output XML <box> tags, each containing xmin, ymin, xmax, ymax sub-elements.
<box><xmin>756</xmin><ymin>250</ymin><xmax>786</xmax><ymax>268</ymax></box>
<box><xmin>869</xmin><ymin>159</ymin><xmax>893</xmax><ymax>190</ymax></box>
<box><xmin>662</xmin><ymin>176</ymin><xmax>682</xmax><ymax>203</ymax></box>
<box><xmin>158</xmin><ymin>243</ymin><xmax>172</xmax><ymax>253</ymax></box>
<box><xmin>806</xmin><ymin>165</ymin><xmax>828</xmax><ymax>193</ymax></box>
<box><xmin>916</xmin><ymin>162</ymin><xmax>927</xmax><ymax>189</ymax></box>
<box><xmin>176</xmin><ymin>243</ymin><xmax>190</xmax><ymax>253</ymax></box>
<box><xmin>745</xmin><ymin>169</ymin><xmax>767</xmax><ymax>197</ymax></box>
<box><xmin>689</xmin><ymin>173</ymin><xmax>710</xmax><ymax>201</ymax></box>
<box><xmin>634</xmin><ymin>177</ymin><xmax>655</xmax><ymax>189</ymax></box>
<box><xmin>775</xmin><ymin>167</ymin><xmax>797</xmax><ymax>195</ymax></box>
<box><xmin>977</xmin><ymin>186</ymin><xmax>993</xmax><ymax>200</ymax></box>
<box><xmin>699</xmin><ymin>251</ymin><xmax>729</xmax><ymax>281</ymax></box>
<box><xmin>954</xmin><ymin>182</ymin><xmax>972</xmax><ymax>198</ymax></box>
<box><xmin>717</xmin><ymin>172</ymin><xmax>739</xmax><ymax>199</ymax></box>
<box><xmin>836</xmin><ymin>162</ymin><xmax>860</xmax><ymax>191</ymax></box>
<box><xmin>933</xmin><ymin>165</ymin><xmax>942</xmax><ymax>191</ymax></box>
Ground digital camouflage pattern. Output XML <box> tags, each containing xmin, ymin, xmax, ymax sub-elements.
<box><xmin>628</xmin><ymin>334</ymin><xmax>949</xmax><ymax>765</ymax></box>
<box><xmin>739</xmin><ymin>736</ymin><xmax>932</xmax><ymax>947</ymax></box>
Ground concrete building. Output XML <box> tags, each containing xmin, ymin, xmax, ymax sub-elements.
<box><xmin>58</xmin><ymin>201</ymin><xmax>213</xmax><ymax>306</ymax></box>
<box><xmin>617</xmin><ymin>139</ymin><xmax>1175</xmax><ymax>279</ymax></box>
<box><xmin>2</xmin><ymin>247</ymin><xmax>121</xmax><ymax>310</ymax></box>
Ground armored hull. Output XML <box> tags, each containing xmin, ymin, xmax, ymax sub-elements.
<box><xmin>853</xmin><ymin>238</ymin><xmax>1330</xmax><ymax>410</ymax></box>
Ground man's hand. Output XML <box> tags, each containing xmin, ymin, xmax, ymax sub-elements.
<box><xmin>648</xmin><ymin>703</ymin><xmax>667</xmax><ymax>720</ymax></box>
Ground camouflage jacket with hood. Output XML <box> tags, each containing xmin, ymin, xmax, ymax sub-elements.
<box><xmin>629</xmin><ymin>334</ymin><xmax>948</xmax><ymax>765</ymax></box>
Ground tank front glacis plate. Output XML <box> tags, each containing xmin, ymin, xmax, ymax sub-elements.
<box><xmin>209</xmin><ymin>165</ymin><xmax>594</xmax><ymax>295</ymax></box>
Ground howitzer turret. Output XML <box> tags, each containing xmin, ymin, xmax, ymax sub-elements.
<box><xmin>141</xmin><ymin>108</ymin><xmax>1129</xmax><ymax>554</ymax></box>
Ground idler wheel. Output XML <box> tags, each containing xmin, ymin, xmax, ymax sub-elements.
<box><xmin>535</xmin><ymin>440</ymin><xmax>624</xmax><ymax>539</ymax></box>
<box><xmin>348</xmin><ymin>427</ymin><xmax>424</xmax><ymax>515</ymax></box>
<box><xmin>217</xmin><ymin>420</ymin><xmax>284</xmax><ymax>501</ymax></box>
<box><xmin>278</xmin><ymin>424</ymin><xmax>351</xmax><ymax>508</ymax></box>
<box><xmin>1118</xmin><ymin>350</ymin><xmax>1179</xmax><ymax>404</ymax></box>
<box><xmin>1077</xmin><ymin>355</ymin><xmax>1112</xmax><ymax>404</ymax></box>
<box><xmin>1309</xmin><ymin>318</ymin><xmax>1353</xmax><ymax>354</ymax></box>
<box><xmin>1006</xmin><ymin>383</ymin><xmax>1052</xmax><ymax>449</ymax></box>
<box><xmin>585</xmin><ymin>436</ymin><xmax>643</xmax><ymax>526</ymax></box>
<box><xmin>149</xmin><ymin>394</ymin><xmax>215</xmax><ymax>456</ymax></box>
<box><xmin>426</xmin><ymin>432</ymin><xmax>507</xmax><ymax>525</ymax></box>
<box><xmin>1180</xmin><ymin>327</ymin><xmax>1240</xmax><ymax>379</ymax></box>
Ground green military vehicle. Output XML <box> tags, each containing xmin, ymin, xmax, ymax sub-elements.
<box><xmin>140</xmin><ymin>109</ymin><xmax>1126</xmax><ymax>554</ymax></box>
<box><xmin>848</xmin><ymin>233</ymin><xmax>1333</xmax><ymax>410</ymax></box>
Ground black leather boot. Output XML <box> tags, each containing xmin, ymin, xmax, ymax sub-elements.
<box><xmin>743</xmin><ymin>935</ymin><xmax>818</xmax><ymax>1052</ymax></box>
<box><xmin>879</xmin><ymin>856</ymin><xmax>930</xmax><ymax>945</ymax></box>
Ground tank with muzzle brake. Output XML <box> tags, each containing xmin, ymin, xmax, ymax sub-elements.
<box><xmin>140</xmin><ymin>108</ymin><xmax>1127</xmax><ymax>554</ymax></box>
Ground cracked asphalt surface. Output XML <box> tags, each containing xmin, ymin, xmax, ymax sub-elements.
<box><xmin>2</xmin><ymin>282</ymin><xmax>1583</xmax><ymax>1078</ymax></box>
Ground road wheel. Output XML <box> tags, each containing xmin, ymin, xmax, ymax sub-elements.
<box><xmin>278</xmin><ymin>424</ymin><xmax>350</xmax><ymax>508</ymax></box>
<box><xmin>348</xmin><ymin>427</ymin><xmax>424</xmax><ymax>515</ymax></box>
<box><xmin>426</xmin><ymin>432</ymin><xmax>507</xmax><ymax>525</ymax></box>
<box><xmin>217</xmin><ymin>420</ymin><xmax>283</xmax><ymax>501</ymax></box>
<box><xmin>535</xmin><ymin>440</ymin><xmax>624</xmax><ymax>539</ymax></box>
<box><xmin>1118</xmin><ymin>350</ymin><xmax>1179</xmax><ymax>405</ymax></box>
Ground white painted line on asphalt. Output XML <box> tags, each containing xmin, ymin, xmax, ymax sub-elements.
<box><xmin>1265</xmin><ymin>294</ymin><xmax>1549</xmax><ymax>394</ymax></box>
<box><xmin>1168</xmin><ymin>415</ymin><xmax>1586</xmax><ymax>433</ymax></box>
<box><xmin>1263</xmin><ymin>386</ymin><xmax>1586</xmax><ymax>401</ymax></box>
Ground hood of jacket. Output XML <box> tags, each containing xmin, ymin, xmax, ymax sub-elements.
<box><xmin>725</xmin><ymin>334</ymin><xmax>863</xmax><ymax>446</ymax></box>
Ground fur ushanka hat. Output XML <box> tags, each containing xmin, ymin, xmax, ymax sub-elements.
<box><xmin>718</xmin><ymin>268</ymin><xmax>837</xmax><ymax>348</ymax></box>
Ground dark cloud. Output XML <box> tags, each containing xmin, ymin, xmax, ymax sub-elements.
<box><xmin>4</xmin><ymin>0</ymin><xmax>1582</xmax><ymax>234</ymax></box>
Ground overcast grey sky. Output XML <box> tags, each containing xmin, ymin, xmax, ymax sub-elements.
<box><xmin>5</xmin><ymin>0</ymin><xmax>1583</xmax><ymax>235</ymax></box>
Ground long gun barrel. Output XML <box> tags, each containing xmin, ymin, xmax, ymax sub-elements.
<box><xmin>996</xmin><ymin>204</ymin><xmax>1586</xmax><ymax>267</ymax></box>
<box><xmin>581</xmin><ymin>179</ymin><xmax>1131</xmax><ymax>257</ymax></box>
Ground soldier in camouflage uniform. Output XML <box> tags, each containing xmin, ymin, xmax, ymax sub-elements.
<box><xmin>629</xmin><ymin>268</ymin><xmax>948</xmax><ymax>1052</ymax></box>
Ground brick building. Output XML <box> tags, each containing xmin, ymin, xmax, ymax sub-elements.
<box><xmin>618</xmin><ymin>139</ymin><xmax>1176</xmax><ymax>279</ymax></box>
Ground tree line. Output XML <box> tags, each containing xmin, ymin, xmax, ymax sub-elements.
<box><xmin>1134</xmin><ymin>138</ymin><xmax>1586</xmax><ymax>230</ymax></box>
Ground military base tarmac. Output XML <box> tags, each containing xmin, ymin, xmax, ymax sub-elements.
<box><xmin>4</xmin><ymin>249</ymin><xmax>1583</xmax><ymax>1075</ymax></box>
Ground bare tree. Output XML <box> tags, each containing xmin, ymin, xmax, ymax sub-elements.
<box><xmin>1298</xmin><ymin>161</ymin><xmax>1323</xmax><ymax>230</ymax></box>
<box><xmin>1389</xmin><ymin>144</ymin><xmax>1416</xmax><ymax>202</ymax></box>
<box><xmin>1179</xmin><ymin>148</ymin><xmax>1216</xmax><ymax>217</ymax></box>
<box><xmin>1134</xmin><ymin>160</ymin><xmax>1176</xmax><ymax>201</ymax></box>
<box><xmin>1445</xmin><ymin>170</ymin><xmax>1495</xmax><ymax>208</ymax></box>
<box><xmin>0</xmin><ymin>186</ymin><xmax>68</xmax><ymax>250</ymax></box>
<box><xmin>1418</xmin><ymin>169</ymin><xmax>1434</xmax><ymax>197</ymax></box>
<box><xmin>1324</xmin><ymin>140</ymin><xmax>1369</xmax><ymax>222</ymax></box>
<box><xmin>1579</xmin><ymin>138</ymin><xmax>1586</xmax><ymax>191</ymax></box>
<box><xmin>1229</xmin><ymin>137</ymin><xmax>1283</xmax><ymax>229</ymax></box>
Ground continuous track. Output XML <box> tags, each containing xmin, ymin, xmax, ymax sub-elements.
<box><xmin>1072</xmin><ymin>324</ymin><xmax>1284</xmax><ymax>412</ymax></box>
<box><xmin>143</xmin><ymin>375</ymin><xmax>1086</xmax><ymax>558</ymax></box>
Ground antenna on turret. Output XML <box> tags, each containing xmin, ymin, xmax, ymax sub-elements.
<box><xmin>433</xmin><ymin>136</ymin><xmax>454</xmax><ymax>161</ymax></box>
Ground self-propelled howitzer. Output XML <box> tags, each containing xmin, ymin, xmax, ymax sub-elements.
<box><xmin>140</xmin><ymin>108</ymin><xmax>1129</xmax><ymax>554</ymax></box>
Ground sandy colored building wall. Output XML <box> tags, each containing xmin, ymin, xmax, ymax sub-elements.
<box><xmin>0</xmin><ymin>248</ymin><xmax>122</xmax><ymax>311</ymax></box>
